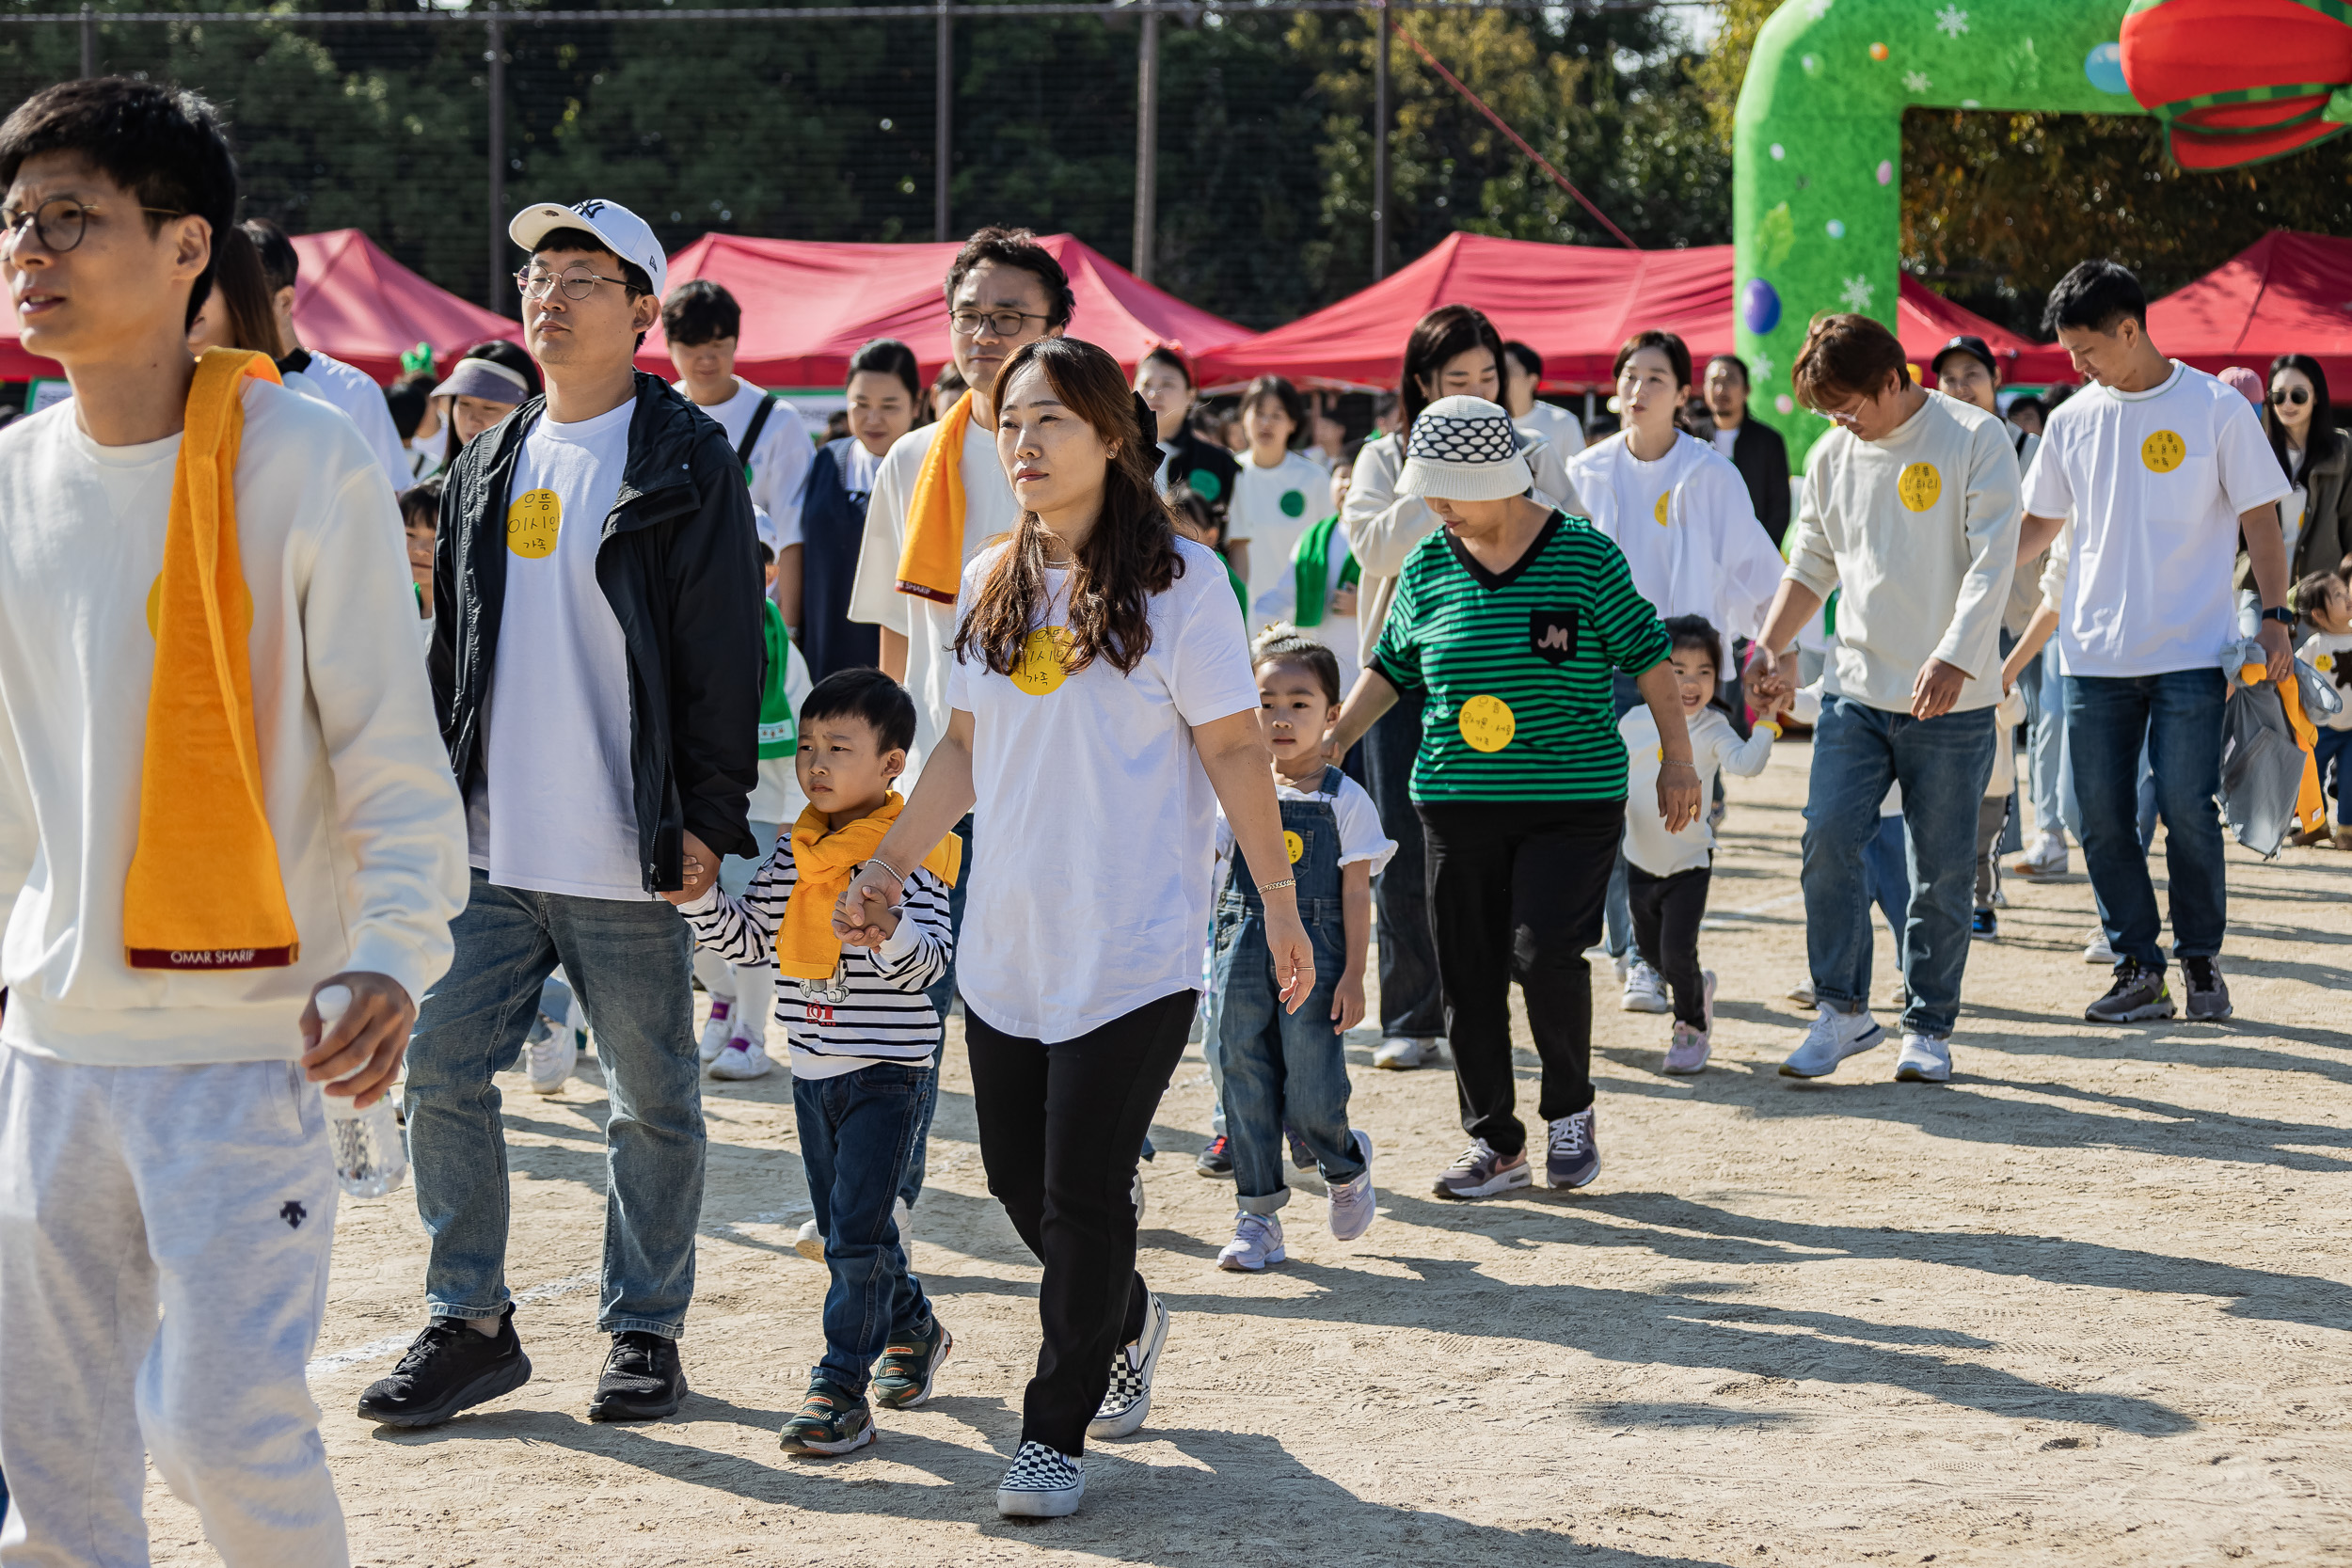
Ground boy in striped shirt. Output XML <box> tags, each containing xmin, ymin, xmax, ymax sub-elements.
<box><xmin>679</xmin><ymin>668</ymin><xmax>957</xmax><ymax>1454</ymax></box>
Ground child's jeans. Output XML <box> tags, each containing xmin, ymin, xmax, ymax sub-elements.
<box><xmin>2316</xmin><ymin>726</ymin><xmax>2352</xmax><ymax>813</ymax></box>
<box><xmin>1627</xmin><ymin>863</ymin><xmax>1710</xmax><ymax>1029</ymax></box>
<box><xmin>793</xmin><ymin>1061</ymin><xmax>935</xmax><ymax>1393</ymax></box>
<box><xmin>1212</xmin><ymin>895</ymin><xmax>1362</xmax><ymax>1213</ymax></box>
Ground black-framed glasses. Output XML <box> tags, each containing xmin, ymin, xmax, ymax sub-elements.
<box><xmin>948</xmin><ymin>307</ymin><xmax>1053</xmax><ymax>338</ymax></box>
<box><xmin>0</xmin><ymin>196</ymin><xmax>185</xmax><ymax>255</ymax></box>
<box><xmin>514</xmin><ymin>265</ymin><xmax>630</xmax><ymax>302</ymax></box>
<box><xmin>2272</xmin><ymin>386</ymin><xmax>2312</xmax><ymax>407</ymax></box>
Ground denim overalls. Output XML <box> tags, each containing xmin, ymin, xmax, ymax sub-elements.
<box><xmin>1211</xmin><ymin>768</ymin><xmax>1366</xmax><ymax>1213</ymax></box>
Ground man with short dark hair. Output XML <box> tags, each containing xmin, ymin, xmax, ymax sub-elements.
<box><xmin>1704</xmin><ymin>353</ymin><xmax>1791</xmax><ymax>545</ymax></box>
<box><xmin>361</xmin><ymin>197</ymin><xmax>764</xmax><ymax>1431</ymax></box>
<box><xmin>2012</xmin><ymin>259</ymin><xmax>2293</xmax><ymax>1023</ymax></box>
<box><xmin>1745</xmin><ymin>312</ymin><xmax>2022</xmax><ymax>1085</ymax></box>
<box><xmin>243</xmin><ymin>214</ymin><xmax>410</xmax><ymax>487</ymax></box>
<box><xmin>1501</xmin><ymin>339</ymin><xmax>1585</xmax><ymax>456</ymax></box>
<box><xmin>0</xmin><ymin>78</ymin><xmax>468</xmax><ymax>1561</ymax></box>
<box><xmin>661</xmin><ymin>277</ymin><xmax>812</xmax><ymax>571</ymax></box>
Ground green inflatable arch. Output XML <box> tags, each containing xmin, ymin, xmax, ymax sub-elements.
<box><xmin>1733</xmin><ymin>0</ymin><xmax>2142</xmax><ymax>470</ymax></box>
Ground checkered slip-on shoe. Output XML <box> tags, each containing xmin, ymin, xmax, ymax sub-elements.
<box><xmin>996</xmin><ymin>1440</ymin><xmax>1085</xmax><ymax>1518</ymax></box>
<box><xmin>1087</xmin><ymin>1291</ymin><xmax>1169</xmax><ymax>1441</ymax></box>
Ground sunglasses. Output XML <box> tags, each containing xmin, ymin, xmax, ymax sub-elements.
<box><xmin>2272</xmin><ymin>386</ymin><xmax>2312</xmax><ymax>407</ymax></box>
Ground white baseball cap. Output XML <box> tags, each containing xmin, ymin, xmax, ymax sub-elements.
<box><xmin>508</xmin><ymin>198</ymin><xmax>668</xmax><ymax>302</ymax></box>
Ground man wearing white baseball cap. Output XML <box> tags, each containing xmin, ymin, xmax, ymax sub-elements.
<box><xmin>365</xmin><ymin>198</ymin><xmax>765</xmax><ymax>1431</ymax></box>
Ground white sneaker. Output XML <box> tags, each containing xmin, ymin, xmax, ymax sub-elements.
<box><xmin>1216</xmin><ymin>1211</ymin><xmax>1286</xmax><ymax>1272</ymax></box>
<box><xmin>1787</xmin><ymin>976</ymin><xmax>1817</xmax><ymax>1006</ymax></box>
<box><xmin>1620</xmin><ymin>959</ymin><xmax>1670</xmax><ymax>1014</ymax></box>
<box><xmin>2010</xmin><ymin>831</ymin><xmax>2068</xmax><ymax>879</ymax></box>
<box><xmin>1894</xmin><ymin>1033</ymin><xmax>1952</xmax><ymax>1083</ymax></box>
<box><xmin>893</xmin><ymin>1196</ymin><xmax>915</xmax><ymax>1255</ymax></box>
<box><xmin>1327</xmin><ymin>1130</ymin><xmax>1376</xmax><ymax>1242</ymax></box>
<box><xmin>696</xmin><ymin>1004</ymin><xmax>737</xmax><ymax>1064</ymax></box>
<box><xmin>1088</xmin><ymin>1292</ymin><xmax>1168</xmax><ymax>1440</ymax></box>
<box><xmin>793</xmin><ymin>1219</ymin><xmax>824</xmax><ymax>1261</ymax></box>
<box><xmin>525</xmin><ymin>1019</ymin><xmax>577</xmax><ymax>1095</ymax></box>
<box><xmin>1131</xmin><ymin>1170</ymin><xmax>1147</xmax><ymax>1226</ymax></box>
<box><xmin>996</xmin><ymin>1440</ymin><xmax>1085</xmax><ymax>1518</ymax></box>
<box><xmin>1778</xmin><ymin>1005</ymin><xmax>1887</xmax><ymax>1078</ymax></box>
<box><xmin>708</xmin><ymin>1041</ymin><xmax>773</xmax><ymax>1080</ymax></box>
<box><xmin>2084</xmin><ymin>925</ymin><xmax>2117</xmax><ymax>964</ymax></box>
<box><xmin>1372</xmin><ymin>1036</ymin><xmax>1429</xmax><ymax>1069</ymax></box>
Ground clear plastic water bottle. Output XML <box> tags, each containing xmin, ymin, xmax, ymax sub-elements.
<box><xmin>315</xmin><ymin>983</ymin><xmax>408</xmax><ymax>1198</ymax></box>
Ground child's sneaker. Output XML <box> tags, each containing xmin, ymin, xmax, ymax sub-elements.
<box><xmin>1216</xmin><ymin>1211</ymin><xmax>1286</xmax><ymax>1271</ymax></box>
<box><xmin>1544</xmin><ymin>1107</ymin><xmax>1600</xmax><ymax>1189</ymax></box>
<box><xmin>996</xmin><ymin>1440</ymin><xmax>1085</xmax><ymax>1518</ymax></box>
<box><xmin>1088</xmin><ymin>1292</ymin><xmax>1168</xmax><ymax>1440</ymax></box>
<box><xmin>2083</xmin><ymin>924</ymin><xmax>2117</xmax><ymax>964</ymax></box>
<box><xmin>893</xmin><ymin>1195</ymin><xmax>915</xmax><ymax>1255</ymax></box>
<box><xmin>1661</xmin><ymin>971</ymin><xmax>1717</xmax><ymax>1075</ymax></box>
<box><xmin>1971</xmin><ymin>907</ymin><xmax>1999</xmax><ymax>941</ymax></box>
<box><xmin>1194</xmin><ymin>1132</ymin><xmax>1233</xmax><ymax>1177</ymax></box>
<box><xmin>1326</xmin><ymin>1131</ymin><xmax>1376</xmax><ymax>1241</ymax></box>
<box><xmin>778</xmin><ymin>1376</ymin><xmax>873</xmax><ymax>1455</ymax></box>
<box><xmin>871</xmin><ymin>1319</ymin><xmax>952</xmax><ymax>1410</ymax></box>
<box><xmin>696</xmin><ymin>1000</ymin><xmax>736</xmax><ymax>1064</ymax></box>
<box><xmin>1787</xmin><ymin>976</ymin><xmax>1817</xmax><ymax>1006</ymax></box>
<box><xmin>793</xmin><ymin>1219</ymin><xmax>824</xmax><ymax>1261</ymax></box>
<box><xmin>709</xmin><ymin>1040</ymin><xmax>773</xmax><ymax>1080</ymax></box>
<box><xmin>1283</xmin><ymin>1123</ymin><xmax>1314</xmax><ymax>1170</ymax></box>
<box><xmin>524</xmin><ymin>1017</ymin><xmax>577</xmax><ymax>1095</ymax></box>
<box><xmin>1619</xmin><ymin>959</ymin><xmax>1670</xmax><ymax>1014</ymax></box>
<box><xmin>1432</xmin><ymin>1137</ymin><xmax>1530</xmax><ymax>1199</ymax></box>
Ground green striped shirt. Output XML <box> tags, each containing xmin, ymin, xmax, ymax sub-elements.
<box><xmin>1371</xmin><ymin>512</ymin><xmax>1671</xmax><ymax>802</ymax></box>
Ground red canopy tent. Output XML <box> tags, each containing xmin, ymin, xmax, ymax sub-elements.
<box><xmin>2</xmin><ymin>228</ymin><xmax>516</xmax><ymax>385</ymax></box>
<box><xmin>638</xmin><ymin>232</ymin><xmax>1255</xmax><ymax>387</ymax></box>
<box><xmin>2147</xmin><ymin>230</ymin><xmax>2352</xmax><ymax>388</ymax></box>
<box><xmin>1193</xmin><ymin>230</ymin><xmax>2067</xmax><ymax>391</ymax></box>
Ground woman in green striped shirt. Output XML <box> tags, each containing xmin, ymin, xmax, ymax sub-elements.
<box><xmin>1327</xmin><ymin>396</ymin><xmax>1700</xmax><ymax>1199</ymax></box>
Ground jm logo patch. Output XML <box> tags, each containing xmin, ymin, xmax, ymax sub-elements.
<box><xmin>279</xmin><ymin>1200</ymin><xmax>308</xmax><ymax>1229</ymax></box>
<box><xmin>1529</xmin><ymin>608</ymin><xmax>1579</xmax><ymax>666</ymax></box>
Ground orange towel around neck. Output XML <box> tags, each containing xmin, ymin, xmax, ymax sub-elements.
<box><xmin>777</xmin><ymin>795</ymin><xmax>962</xmax><ymax>980</ymax></box>
<box><xmin>123</xmin><ymin>349</ymin><xmax>301</xmax><ymax>972</ymax></box>
<box><xmin>894</xmin><ymin>388</ymin><xmax>975</xmax><ymax>605</ymax></box>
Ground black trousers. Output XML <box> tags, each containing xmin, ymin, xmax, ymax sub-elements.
<box><xmin>1418</xmin><ymin>799</ymin><xmax>1622</xmax><ymax>1158</ymax></box>
<box><xmin>964</xmin><ymin>989</ymin><xmax>1194</xmax><ymax>1457</ymax></box>
<box><xmin>1628</xmin><ymin>863</ymin><xmax>1712</xmax><ymax>1029</ymax></box>
<box><xmin>1362</xmin><ymin>693</ymin><xmax>1447</xmax><ymax>1039</ymax></box>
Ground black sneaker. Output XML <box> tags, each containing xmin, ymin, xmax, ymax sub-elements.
<box><xmin>872</xmin><ymin>1318</ymin><xmax>952</xmax><ymax>1410</ymax></box>
<box><xmin>2182</xmin><ymin>956</ymin><xmax>2233</xmax><ymax>1020</ymax></box>
<box><xmin>588</xmin><ymin>1330</ymin><xmax>687</xmax><ymax>1421</ymax></box>
<box><xmin>1971</xmin><ymin>908</ymin><xmax>1998</xmax><ymax>941</ymax></box>
<box><xmin>357</xmin><ymin>1305</ymin><xmax>532</xmax><ymax>1428</ymax></box>
<box><xmin>778</xmin><ymin>1375</ymin><xmax>874</xmax><ymax>1455</ymax></box>
<box><xmin>2085</xmin><ymin>960</ymin><xmax>2176</xmax><ymax>1023</ymax></box>
<box><xmin>1194</xmin><ymin>1132</ymin><xmax>1232</xmax><ymax>1178</ymax></box>
<box><xmin>1283</xmin><ymin>1122</ymin><xmax>1314</xmax><ymax>1170</ymax></box>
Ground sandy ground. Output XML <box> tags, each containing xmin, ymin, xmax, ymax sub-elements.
<box><xmin>137</xmin><ymin>737</ymin><xmax>2352</xmax><ymax>1567</ymax></box>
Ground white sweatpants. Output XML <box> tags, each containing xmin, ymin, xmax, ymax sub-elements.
<box><xmin>0</xmin><ymin>1045</ymin><xmax>348</xmax><ymax>1567</ymax></box>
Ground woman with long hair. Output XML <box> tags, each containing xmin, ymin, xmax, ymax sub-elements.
<box><xmin>834</xmin><ymin>336</ymin><xmax>1310</xmax><ymax>1520</ymax></box>
<box><xmin>797</xmin><ymin>338</ymin><xmax>924</xmax><ymax>682</ymax></box>
<box><xmin>1341</xmin><ymin>302</ymin><xmax>1581</xmax><ymax>1073</ymax></box>
<box><xmin>2240</xmin><ymin>352</ymin><xmax>2352</xmax><ymax>604</ymax></box>
<box><xmin>183</xmin><ymin>224</ymin><xmax>284</xmax><ymax>358</ymax></box>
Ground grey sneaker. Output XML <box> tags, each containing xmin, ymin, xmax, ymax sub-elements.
<box><xmin>1544</xmin><ymin>1108</ymin><xmax>1600</xmax><ymax>1189</ymax></box>
<box><xmin>1216</xmin><ymin>1212</ymin><xmax>1286</xmax><ymax>1272</ymax></box>
<box><xmin>1433</xmin><ymin>1137</ymin><xmax>1531</xmax><ymax>1199</ymax></box>
<box><xmin>2182</xmin><ymin>957</ymin><xmax>2233</xmax><ymax>1021</ymax></box>
<box><xmin>2085</xmin><ymin>960</ymin><xmax>2175</xmax><ymax>1023</ymax></box>
<box><xmin>1326</xmin><ymin>1130</ymin><xmax>1377</xmax><ymax>1242</ymax></box>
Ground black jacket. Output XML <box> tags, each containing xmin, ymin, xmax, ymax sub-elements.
<box><xmin>430</xmin><ymin>372</ymin><xmax>766</xmax><ymax>893</ymax></box>
<box><xmin>1727</xmin><ymin>417</ymin><xmax>1792</xmax><ymax>546</ymax></box>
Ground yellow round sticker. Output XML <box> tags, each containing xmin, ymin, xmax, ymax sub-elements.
<box><xmin>1898</xmin><ymin>462</ymin><xmax>1942</xmax><ymax>513</ymax></box>
<box><xmin>1458</xmin><ymin>694</ymin><xmax>1516</xmax><ymax>752</ymax></box>
<box><xmin>1652</xmin><ymin>491</ymin><xmax>1670</xmax><ymax>527</ymax></box>
<box><xmin>1283</xmin><ymin>830</ymin><xmax>1305</xmax><ymax>864</ymax></box>
<box><xmin>2142</xmin><ymin>430</ymin><xmax>2186</xmax><ymax>473</ymax></box>
<box><xmin>2318</xmin><ymin>652</ymin><xmax>2337</xmax><ymax>673</ymax></box>
<box><xmin>506</xmin><ymin>487</ymin><xmax>561</xmax><ymax>559</ymax></box>
<box><xmin>1010</xmin><ymin>626</ymin><xmax>1073</xmax><ymax>696</ymax></box>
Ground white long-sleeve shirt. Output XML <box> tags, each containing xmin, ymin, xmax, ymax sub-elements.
<box><xmin>1344</xmin><ymin>427</ymin><xmax>1582</xmax><ymax>671</ymax></box>
<box><xmin>0</xmin><ymin>380</ymin><xmax>469</xmax><ymax>1066</ymax></box>
<box><xmin>284</xmin><ymin>347</ymin><xmax>411</xmax><ymax>495</ymax></box>
<box><xmin>1620</xmin><ymin>705</ymin><xmax>1773</xmax><ymax>876</ymax></box>
<box><xmin>1566</xmin><ymin>429</ymin><xmax>1786</xmax><ymax>643</ymax></box>
<box><xmin>1783</xmin><ymin>389</ymin><xmax>2022</xmax><ymax>714</ymax></box>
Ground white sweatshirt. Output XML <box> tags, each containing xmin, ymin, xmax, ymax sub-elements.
<box><xmin>0</xmin><ymin>380</ymin><xmax>469</xmax><ymax>1067</ymax></box>
<box><xmin>1620</xmin><ymin>705</ymin><xmax>1773</xmax><ymax>877</ymax></box>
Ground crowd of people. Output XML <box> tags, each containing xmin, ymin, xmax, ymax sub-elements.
<box><xmin>1</xmin><ymin>73</ymin><xmax>2345</xmax><ymax>1563</ymax></box>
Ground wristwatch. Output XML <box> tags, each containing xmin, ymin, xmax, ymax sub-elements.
<box><xmin>2261</xmin><ymin>605</ymin><xmax>2295</xmax><ymax>626</ymax></box>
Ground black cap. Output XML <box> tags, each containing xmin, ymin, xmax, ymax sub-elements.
<box><xmin>1931</xmin><ymin>334</ymin><xmax>1999</xmax><ymax>383</ymax></box>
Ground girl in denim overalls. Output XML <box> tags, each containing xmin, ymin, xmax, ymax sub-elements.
<box><xmin>1209</xmin><ymin>629</ymin><xmax>1397</xmax><ymax>1270</ymax></box>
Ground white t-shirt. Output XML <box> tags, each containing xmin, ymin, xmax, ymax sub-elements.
<box><xmin>848</xmin><ymin>409</ymin><xmax>1021</xmax><ymax>779</ymax></box>
<box><xmin>284</xmin><ymin>349</ymin><xmax>410</xmax><ymax>494</ymax></box>
<box><xmin>2023</xmin><ymin>362</ymin><xmax>2291</xmax><ymax>678</ymax></box>
<box><xmin>2299</xmin><ymin>629</ymin><xmax>2352</xmax><ymax>731</ymax></box>
<box><xmin>1215</xmin><ymin>770</ymin><xmax>1395</xmax><ymax>875</ymax></box>
<box><xmin>945</xmin><ymin>536</ymin><xmax>1259</xmax><ymax>1041</ymax></box>
<box><xmin>1619</xmin><ymin>705</ymin><xmax>1775</xmax><ymax>877</ymax></box>
<box><xmin>466</xmin><ymin>401</ymin><xmax>648</xmax><ymax>899</ymax></box>
<box><xmin>1711</xmin><ymin>425</ymin><xmax>1739</xmax><ymax>461</ymax></box>
<box><xmin>1566</xmin><ymin>430</ymin><xmax>1786</xmax><ymax>642</ymax></box>
<box><xmin>681</xmin><ymin>377</ymin><xmax>812</xmax><ymax>548</ymax></box>
<box><xmin>1229</xmin><ymin>449</ymin><xmax>1326</xmax><ymax>633</ymax></box>
<box><xmin>1517</xmin><ymin>400</ymin><xmax>1587</xmax><ymax>458</ymax></box>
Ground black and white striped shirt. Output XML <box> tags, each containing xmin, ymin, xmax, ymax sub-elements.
<box><xmin>680</xmin><ymin>845</ymin><xmax>951</xmax><ymax>1075</ymax></box>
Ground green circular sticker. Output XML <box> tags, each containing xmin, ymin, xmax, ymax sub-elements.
<box><xmin>1279</xmin><ymin>489</ymin><xmax>1306</xmax><ymax>517</ymax></box>
<box><xmin>1187</xmin><ymin>467</ymin><xmax>1223</xmax><ymax>502</ymax></box>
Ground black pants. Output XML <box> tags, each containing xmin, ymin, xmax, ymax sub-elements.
<box><xmin>1628</xmin><ymin>863</ymin><xmax>1712</xmax><ymax>1029</ymax></box>
<box><xmin>964</xmin><ymin>989</ymin><xmax>1194</xmax><ymax>1457</ymax></box>
<box><xmin>1419</xmin><ymin>799</ymin><xmax>1621</xmax><ymax>1158</ymax></box>
<box><xmin>1362</xmin><ymin>693</ymin><xmax>1446</xmax><ymax>1039</ymax></box>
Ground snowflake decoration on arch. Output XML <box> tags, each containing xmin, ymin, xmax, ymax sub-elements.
<box><xmin>1839</xmin><ymin>274</ymin><xmax>1875</xmax><ymax>311</ymax></box>
<box><xmin>1935</xmin><ymin>5</ymin><xmax>1968</xmax><ymax>38</ymax></box>
<box><xmin>1903</xmin><ymin>70</ymin><xmax>1931</xmax><ymax>93</ymax></box>
<box><xmin>1751</xmin><ymin>353</ymin><xmax>1776</xmax><ymax>387</ymax></box>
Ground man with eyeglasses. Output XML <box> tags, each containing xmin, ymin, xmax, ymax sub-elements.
<box><xmin>1743</xmin><ymin>311</ymin><xmax>2022</xmax><ymax>1087</ymax></box>
<box><xmin>361</xmin><ymin>197</ymin><xmax>764</xmax><ymax>1431</ymax></box>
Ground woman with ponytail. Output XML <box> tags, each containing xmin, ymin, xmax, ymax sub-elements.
<box><xmin>833</xmin><ymin>336</ymin><xmax>1311</xmax><ymax>1520</ymax></box>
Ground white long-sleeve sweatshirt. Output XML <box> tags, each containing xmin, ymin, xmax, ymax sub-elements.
<box><xmin>1620</xmin><ymin>705</ymin><xmax>1774</xmax><ymax>877</ymax></box>
<box><xmin>0</xmin><ymin>380</ymin><xmax>469</xmax><ymax>1066</ymax></box>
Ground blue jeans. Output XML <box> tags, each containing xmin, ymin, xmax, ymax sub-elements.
<box><xmin>1802</xmin><ymin>697</ymin><xmax>1995</xmax><ymax>1038</ymax></box>
<box><xmin>1211</xmin><ymin>896</ymin><xmax>1364</xmax><ymax>1213</ymax></box>
<box><xmin>1361</xmin><ymin>694</ymin><xmax>1444</xmax><ymax>1038</ymax></box>
<box><xmin>1862</xmin><ymin>814</ymin><xmax>1908</xmax><ymax>946</ymax></box>
<box><xmin>904</xmin><ymin>815</ymin><xmax>973</xmax><ymax>1208</ymax></box>
<box><xmin>2065</xmin><ymin>668</ymin><xmax>2228</xmax><ymax>970</ymax></box>
<box><xmin>405</xmin><ymin>872</ymin><xmax>705</xmax><ymax>1337</ymax></box>
<box><xmin>794</xmin><ymin>1062</ymin><xmax>935</xmax><ymax>1392</ymax></box>
<box><xmin>2316</xmin><ymin>726</ymin><xmax>2352</xmax><ymax>809</ymax></box>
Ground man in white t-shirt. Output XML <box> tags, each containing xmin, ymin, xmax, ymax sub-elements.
<box><xmin>662</xmin><ymin>277</ymin><xmax>813</xmax><ymax>606</ymax></box>
<box><xmin>244</xmin><ymin>215</ymin><xmax>412</xmax><ymax>490</ymax></box>
<box><xmin>2013</xmin><ymin>260</ymin><xmax>2294</xmax><ymax>1026</ymax></box>
<box><xmin>1502</xmin><ymin>340</ymin><xmax>1586</xmax><ymax>459</ymax></box>
<box><xmin>366</xmin><ymin>198</ymin><xmax>764</xmax><ymax>1432</ymax></box>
